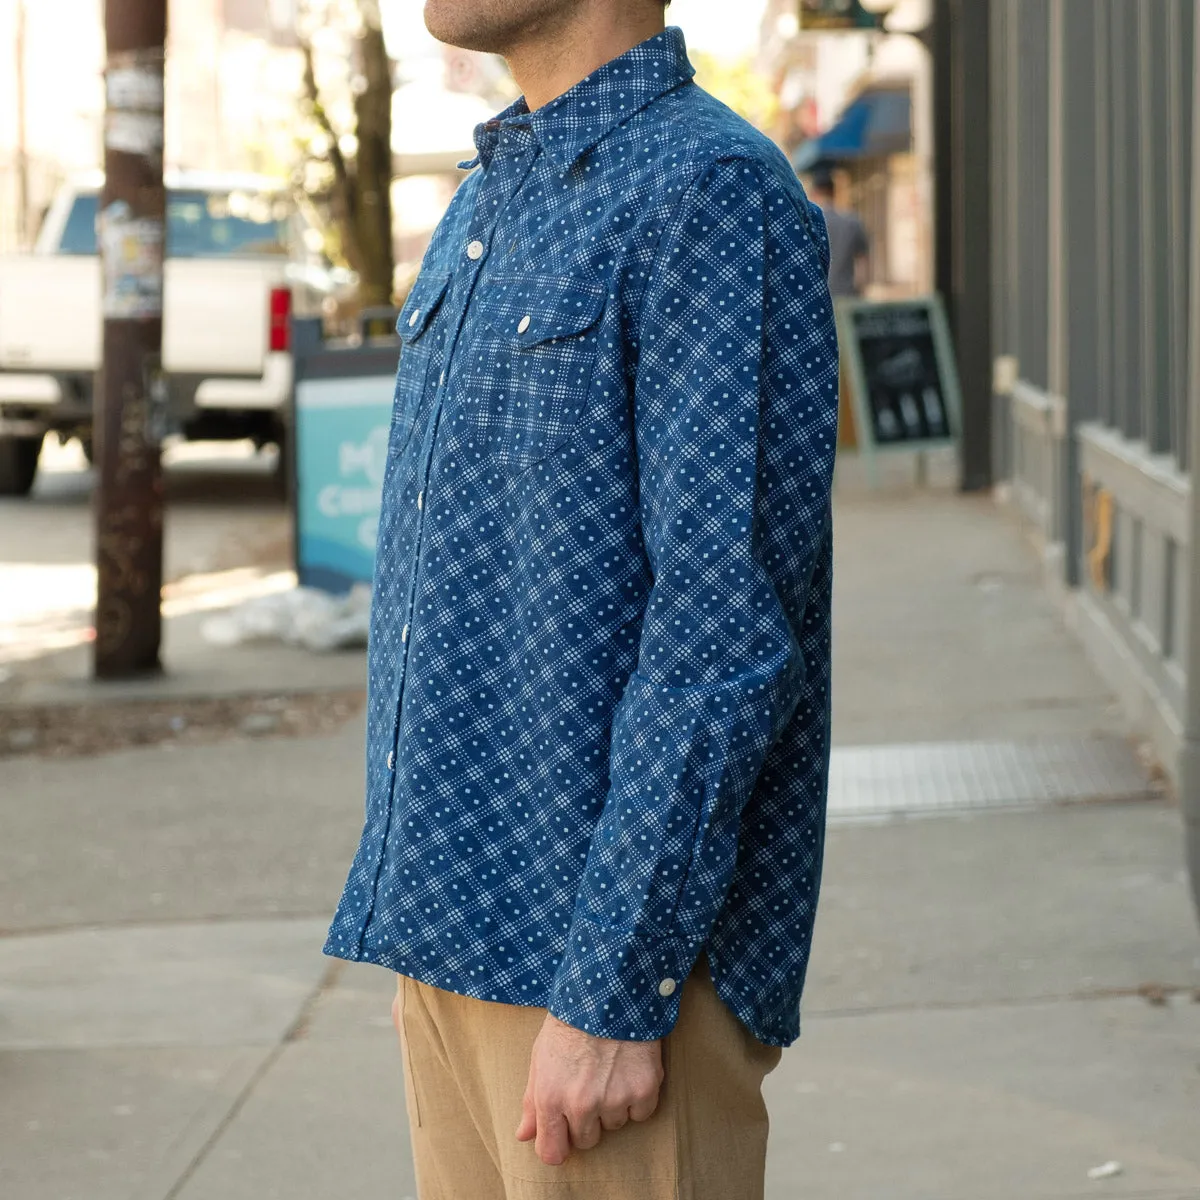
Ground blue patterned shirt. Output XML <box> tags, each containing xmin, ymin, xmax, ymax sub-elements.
<box><xmin>325</xmin><ymin>27</ymin><xmax>838</xmax><ymax>1047</ymax></box>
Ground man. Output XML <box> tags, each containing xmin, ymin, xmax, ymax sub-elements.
<box><xmin>809</xmin><ymin>168</ymin><xmax>870</xmax><ymax>298</ymax></box>
<box><xmin>325</xmin><ymin>2</ymin><xmax>838</xmax><ymax>1195</ymax></box>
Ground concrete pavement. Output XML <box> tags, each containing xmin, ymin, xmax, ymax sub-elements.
<box><xmin>0</xmin><ymin>439</ymin><xmax>365</xmax><ymax>705</ymax></box>
<box><xmin>2</xmin><ymin>481</ymin><xmax>1199</xmax><ymax>1199</ymax></box>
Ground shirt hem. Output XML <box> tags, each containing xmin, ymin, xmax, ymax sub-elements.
<box><xmin>322</xmin><ymin>934</ymin><xmax>802</xmax><ymax>1045</ymax></box>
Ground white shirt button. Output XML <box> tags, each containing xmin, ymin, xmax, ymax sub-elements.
<box><xmin>401</xmin><ymin>623</ymin><xmax>409</xmax><ymax>643</ymax></box>
<box><xmin>416</xmin><ymin>489</ymin><xmax>424</xmax><ymax>510</ymax></box>
<box><xmin>517</xmin><ymin>314</ymin><xmax>531</xmax><ymax>334</ymax></box>
<box><xmin>439</xmin><ymin>370</ymin><xmax>446</xmax><ymax>386</ymax></box>
<box><xmin>658</xmin><ymin>977</ymin><xmax>677</xmax><ymax>998</ymax></box>
<box><xmin>408</xmin><ymin>308</ymin><xmax>421</xmax><ymax>327</ymax></box>
<box><xmin>386</xmin><ymin>750</ymin><xmax>395</xmax><ymax>771</ymax></box>
<box><xmin>467</xmin><ymin>240</ymin><xmax>484</xmax><ymax>260</ymax></box>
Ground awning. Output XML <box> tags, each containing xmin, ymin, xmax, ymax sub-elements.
<box><xmin>792</xmin><ymin>88</ymin><xmax>912</xmax><ymax>173</ymax></box>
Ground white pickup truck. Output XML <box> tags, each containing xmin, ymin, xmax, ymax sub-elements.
<box><xmin>0</xmin><ymin>170</ymin><xmax>353</xmax><ymax>495</ymax></box>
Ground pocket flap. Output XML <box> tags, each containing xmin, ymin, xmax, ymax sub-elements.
<box><xmin>397</xmin><ymin>271</ymin><xmax>452</xmax><ymax>344</ymax></box>
<box><xmin>479</xmin><ymin>274</ymin><xmax>606</xmax><ymax>348</ymax></box>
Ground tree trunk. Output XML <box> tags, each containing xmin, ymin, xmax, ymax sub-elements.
<box><xmin>351</xmin><ymin>5</ymin><xmax>394</xmax><ymax>307</ymax></box>
<box><xmin>299</xmin><ymin>0</ymin><xmax>395</xmax><ymax>309</ymax></box>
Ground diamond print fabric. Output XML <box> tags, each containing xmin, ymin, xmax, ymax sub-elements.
<box><xmin>325</xmin><ymin>27</ymin><xmax>838</xmax><ymax>1048</ymax></box>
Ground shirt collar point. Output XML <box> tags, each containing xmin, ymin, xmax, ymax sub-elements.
<box><xmin>525</xmin><ymin>25</ymin><xmax>693</xmax><ymax>172</ymax></box>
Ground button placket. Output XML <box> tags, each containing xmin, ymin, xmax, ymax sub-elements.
<box><xmin>371</xmin><ymin>143</ymin><xmax>542</xmax><ymax>939</ymax></box>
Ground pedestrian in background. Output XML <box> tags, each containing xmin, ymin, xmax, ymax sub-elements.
<box><xmin>324</xmin><ymin>1</ymin><xmax>839</xmax><ymax>1196</ymax></box>
<box><xmin>810</xmin><ymin>167</ymin><xmax>870</xmax><ymax>298</ymax></box>
<box><xmin>810</xmin><ymin>167</ymin><xmax>869</xmax><ymax>451</ymax></box>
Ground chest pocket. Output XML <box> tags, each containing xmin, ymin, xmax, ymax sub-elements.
<box><xmin>459</xmin><ymin>273</ymin><xmax>606</xmax><ymax>469</ymax></box>
<box><xmin>390</xmin><ymin>270</ymin><xmax>451</xmax><ymax>457</ymax></box>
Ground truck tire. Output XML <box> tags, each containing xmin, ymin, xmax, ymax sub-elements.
<box><xmin>0</xmin><ymin>433</ymin><xmax>43</xmax><ymax>497</ymax></box>
<box><xmin>271</xmin><ymin>422</ymin><xmax>293</xmax><ymax>502</ymax></box>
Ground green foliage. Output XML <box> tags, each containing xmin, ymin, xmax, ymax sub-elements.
<box><xmin>690</xmin><ymin>51</ymin><xmax>779</xmax><ymax>133</ymax></box>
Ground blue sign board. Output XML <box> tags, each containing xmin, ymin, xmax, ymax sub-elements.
<box><xmin>294</xmin><ymin>373</ymin><xmax>394</xmax><ymax>593</ymax></box>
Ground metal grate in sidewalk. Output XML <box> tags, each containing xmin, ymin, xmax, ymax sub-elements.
<box><xmin>827</xmin><ymin>735</ymin><xmax>1157</xmax><ymax>823</ymax></box>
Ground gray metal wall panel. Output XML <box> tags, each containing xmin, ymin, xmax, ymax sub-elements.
<box><xmin>1169</xmin><ymin>0</ymin><xmax>1195</xmax><ymax>469</ymax></box>
<box><xmin>1016</xmin><ymin>0</ymin><xmax>1050</xmax><ymax>390</ymax></box>
<box><xmin>1061</xmin><ymin>0</ymin><xmax>1101</xmax><ymax>585</ymax></box>
<box><xmin>991</xmin><ymin>0</ymin><xmax>1012</xmax><ymax>359</ymax></box>
<box><xmin>1110</xmin><ymin>0</ymin><xmax>1144</xmax><ymax>439</ymax></box>
<box><xmin>1141</xmin><ymin>1</ymin><xmax>1173</xmax><ymax>455</ymax></box>
<box><xmin>1094</xmin><ymin>0</ymin><xmax>1115</xmax><ymax>428</ymax></box>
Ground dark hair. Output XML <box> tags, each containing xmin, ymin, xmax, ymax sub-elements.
<box><xmin>810</xmin><ymin>169</ymin><xmax>835</xmax><ymax>195</ymax></box>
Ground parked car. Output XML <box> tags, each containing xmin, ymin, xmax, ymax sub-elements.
<box><xmin>0</xmin><ymin>170</ymin><xmax>355</xmax><ymax>495</ymax></box>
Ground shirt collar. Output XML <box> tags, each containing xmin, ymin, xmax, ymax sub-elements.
<box><xmin>463</xmin><ymin>26</ymin><xmax>695</xmax><ymax>173</ymax></box>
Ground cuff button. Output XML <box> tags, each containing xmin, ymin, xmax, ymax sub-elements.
<box><xmin>658</xmin><ymin>977</ymin><xmax>677</xmax><ymax>997</ymax></box>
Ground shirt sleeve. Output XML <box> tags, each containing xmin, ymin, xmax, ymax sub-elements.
<box><xmin>546</xmin><ymin>158</ymin><xmax>839</xmax><ymax>1040</ymax></box>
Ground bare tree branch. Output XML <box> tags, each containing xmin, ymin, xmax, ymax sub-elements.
<box><xmin>300</xmin><ymin>40</ymin><xmax>350</xmax><ymax>193</ymax></box>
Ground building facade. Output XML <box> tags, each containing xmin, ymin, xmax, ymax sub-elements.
<box><xmin>988</xmin><ymin>0</ymin><xmax>1200</xmax><ymax>911</ymax></box>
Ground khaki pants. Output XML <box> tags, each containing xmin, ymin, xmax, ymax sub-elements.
<box><xmin>391</xmin><ymin>955</ymin><xmax>782</xmax><ymax>1200</ymax></box>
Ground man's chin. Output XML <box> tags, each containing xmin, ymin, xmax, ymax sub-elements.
<box><xmin>423</xmin><ymin>1</ymin><xmax>506</xmax><ymax>53</ymax></box>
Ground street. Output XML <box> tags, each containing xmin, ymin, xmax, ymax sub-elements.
<box><xmin>2</xmin><ymin>463</ymin><xmax>1198</xmax><ymax>1200</ymax></box>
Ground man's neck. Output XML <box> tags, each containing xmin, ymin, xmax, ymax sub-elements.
<box><xmin>505</xmin><ymin>6</ymin><xmax>667</xmax><ymax>112</ymax></box>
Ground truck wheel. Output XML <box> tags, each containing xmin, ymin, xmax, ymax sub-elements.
<box><xmin>271</xmin><ymin>424</ymin><xmax>293</xmax><ymax>501</ymax></box>
<box><xmin>0</xmin><ymin>434</ymin><xmax>43</xmax><ymax>497</ymax></box>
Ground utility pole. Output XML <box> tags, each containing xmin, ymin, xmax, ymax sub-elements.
<box><xmin>94</xmin><ymin>1</ymin><xmax>168</xmax><ymax>679</ymax></box>
<box><xmin>932</xmin><ymin>0</ymin><xmax>992</xmax><ymax>492</ymax></box>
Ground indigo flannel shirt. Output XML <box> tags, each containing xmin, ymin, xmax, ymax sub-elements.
<box><xmin>325</xmin><ymin>27</ymin><xmax>839</xmax><ymax>1046</ymax></box>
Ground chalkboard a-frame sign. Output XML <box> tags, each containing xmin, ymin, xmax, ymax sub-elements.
<box><xmin>835</xmin><ymin>296</ymin><xmax>963</xmax><ymax>468</ymax></box>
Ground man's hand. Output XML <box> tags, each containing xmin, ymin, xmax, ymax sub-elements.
<box><xmin>515</xmin><ymin>1013</ymin><xmax>663</xmax><ymax>1166</ymax></box>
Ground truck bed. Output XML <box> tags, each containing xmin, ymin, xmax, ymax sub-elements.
<box><xmin>0</xmin><ymin>255</ymin><xmax>289</xmax><ymax>378</ymax></box>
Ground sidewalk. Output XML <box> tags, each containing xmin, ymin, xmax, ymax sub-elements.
<box><xmin>2</xmin><ymin>485</ymin><xmax>1199</xmax><ymax>1200</ymax></box>
<box><xmin>0</xmin><ymin>439</ymin><xmax>364</xmax><ymax>713</ymax></box>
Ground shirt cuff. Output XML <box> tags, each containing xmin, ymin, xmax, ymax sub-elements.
<box><xmin>547</xmin><ymin>915</ymin><xmax>706</xmax><ymax>1041</ymax></box>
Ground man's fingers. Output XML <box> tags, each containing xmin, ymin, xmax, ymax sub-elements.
<box><xmin>516</xmin><ymin>1062</ymin><xmax>537</xmax><ymax>1142</ymax></box>
<box><xmin>627</xmin><ymin>1086</ymin><xmax>661</xmax><ymax>1123</ymax></box>
<box><xmin>567</xmin><ymin>1109</ymin><xmax>602</xmax><ymax>1151</ymax></box>
<box><xmin>534</xmin><ymin>1106</ymin><xmax>572</xmax><ymax>1166</ymax></box>
<box><xmin>515</xmin><ymin>1093</ymin><xmax>537</xmax><ymax>1143</ymax></box>
<box><xmin>599</xmin><ymin>1106</ymin><xmax>630</xmax><ymax>1132</ymax></box>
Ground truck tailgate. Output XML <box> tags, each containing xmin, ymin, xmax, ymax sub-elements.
<box><xmin>164</xmin><ymin>259</ymin><xmax>285</xmax><ymax>376</ymax></box>
<box><xmin>0</xmin><ymin>256</ymin><xmax>285</xmax><ymax>378</ymax></box>
<box><xmin>0</xmin><ymin>257</ymin><xmax>101</xmax><ymax>372</ymax></box>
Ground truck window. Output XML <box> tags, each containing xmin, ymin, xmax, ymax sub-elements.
<box><xmin>55</xmin><ymin>190</ymin><xmax>291</xmax><ymax>258</ymax></box>
<box><xmin>169</xmin><ymin>191</ymin><xmax>290</xmax><ymax>258</ymax></box>
<box><xmin>58</xmin><ymin>194</ymin><xmax>99</xmax><ymax>255</ymax></box>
